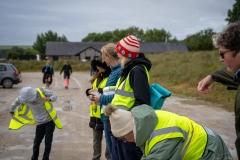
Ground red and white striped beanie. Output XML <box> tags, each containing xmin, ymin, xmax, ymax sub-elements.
<box><xmin>115</xmin><ymin>35</ymin><xmax>140</xmax><ymax>59</ymax></box>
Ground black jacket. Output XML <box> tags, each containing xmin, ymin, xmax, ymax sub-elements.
<box><xmin>119</xmin><ymin>52</ymin><xmax>152</xmax><ymax>109</ymax></box>
<box><xmin>60</xmin><ymin>64</ymin><xmax>72</xmax><ymax>75</ymax></box>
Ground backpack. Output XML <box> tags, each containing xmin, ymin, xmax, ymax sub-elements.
<box><xmin>149</xmin><ymin>83</ymin><xmax>171</xmax><ymax>110</ymax></box>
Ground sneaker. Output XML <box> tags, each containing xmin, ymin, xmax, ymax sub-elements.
<box><xmin>65</xmin><ymin>86</ymin><xmax>68</xmax><ymax>89</ymax></box>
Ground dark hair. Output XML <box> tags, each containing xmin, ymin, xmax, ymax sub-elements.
<box><xmin>91</xmin><ymin>59</ymin><xmax>110</xmax><ymax>70</ymax></box>
<box><xmin>212</xmin><ymin>22</ymin><xmax>240</xmax><ymax>56</ymax></box>
<box><xmin>89</xmin><ymin>60</ymin><xmax>111</xmax><ymax>83</ymax></box>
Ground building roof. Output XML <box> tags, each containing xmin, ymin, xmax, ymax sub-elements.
<box><xmin>46</xmin><ymin>41</ymin><xmax>189</xmax><ymax>56</ymax></box>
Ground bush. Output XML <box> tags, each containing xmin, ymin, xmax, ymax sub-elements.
<box><xmin>6</xmin><ymin>51</ymin><xmax>19</xmax><ymax>60</ymax></box>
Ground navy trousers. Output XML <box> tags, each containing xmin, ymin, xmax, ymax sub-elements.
<box><xmin>101</xmin><ymin>114</ymin><xmax>113</xmax><ymax>156</ymax></box>
<box><xmin>111</xmin><ymin>136</ymin><xmax>143</xmax><ymax>160</ymax></box>
<box><xmin>31</xmin><ymin>120</ymin><xmax>55</xmax><ymax>160</ymax></box>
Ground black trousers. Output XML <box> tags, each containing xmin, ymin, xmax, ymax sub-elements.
<box><xmin>31</xmin><ymin>120</ymin><xmax>55</xmax><ymax>160</ymax></box>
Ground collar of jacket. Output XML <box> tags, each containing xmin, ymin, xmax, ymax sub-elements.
<box><xmin>233</xmin><ymin>69</ymin><xmax>240</xmax><ymax>83</ymax></box>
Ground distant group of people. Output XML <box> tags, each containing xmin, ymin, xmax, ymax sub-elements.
<box><xmin>8</xmin><ymin>21</ymin><xmax>240</xmax><ymax>160</ymax></box>
<box><xmin>42</xmin><ymin>60</ymin><xmax>72</xmax><ymax>89</ymax></box>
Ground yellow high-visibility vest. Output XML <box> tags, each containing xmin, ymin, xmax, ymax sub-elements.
<box><xmin>89</xmin><ymin>77</ymin><xmax>108</xmax><ymax>118</ymax></box>
<box><xmin>111</xmin><ymin>65</ymin><xmax>149</xmax><ymax>110</ymax></box>
<box><xmin>144</xmin><ymin>110</ymin><xmax>207</xmax><ymax>160</ymax></box>
<box><xmin>9</xmin><ymin>87</ymin><xmax>62</xmax><ymax>130</ymax></box>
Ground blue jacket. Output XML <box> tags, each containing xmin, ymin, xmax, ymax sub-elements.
<box><xmin>100</xmin><ymin>63</ymin><xmax>121</xmax><ymax>105</ymax></box>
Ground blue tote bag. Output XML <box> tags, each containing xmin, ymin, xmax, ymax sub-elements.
<box><xmin>149</xmin><ymin>83</ymin><xmax>172</xmax><ymax>110</ymax></box>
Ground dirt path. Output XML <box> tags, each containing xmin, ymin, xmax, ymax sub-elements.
<box><xmin>0</xmin><ymin>72</ymin><xmax>237</xmax><ymax>160</ymax></box>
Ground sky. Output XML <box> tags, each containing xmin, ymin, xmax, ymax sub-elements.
<box><xmin>0</xmin><ymin>0</ymin><xmax>236</xmax><ymax>45</ymax></box>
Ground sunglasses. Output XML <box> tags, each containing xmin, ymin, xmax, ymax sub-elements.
<box><xmin>219</xmin><ymin>50</ymin><xmax>232</xmax><ymax>59</ymax></box>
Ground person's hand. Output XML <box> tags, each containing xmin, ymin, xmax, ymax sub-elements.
<box><xmin>93</xmin><ymin>94</ymin><xmax>101</xmax><ymax>102</ymax></box>
<box><xmin>88</xmin><ymin>95</ymin><xmax>94</xmax><ymax>101</ymax></box>
<box><xmin>89</xmin><ymin>89</ymin><xmax>97</xmax><ymax>94</ymax></box>
<box><xmin>197</xmin><ymin>75</ymin><xmax>214</xmax><ymax>94</ymax></box>
<box><xmin>42</xmin><ymin>97</ymin><xmax>50</xmax><ymax>102</ymax></box>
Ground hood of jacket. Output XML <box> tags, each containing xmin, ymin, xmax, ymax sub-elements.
<box><xmin>19</xmin><ymin>86</ymin><xmax>38</xmax><ymax>103</ymax></box>
<box><xmin>121</xmin><ymin>53</ymin><xmax>152</xmax><ymax>77</ymax></box>
<box><xmin>131</xmin><ymin>104</ymin><xmax>158</xmax><ymax>147</ymax></box>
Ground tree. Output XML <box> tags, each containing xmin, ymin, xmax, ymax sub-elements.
<box><xmin>142</xmin><ymin>28</ymin><xmax>173</xmax><ymax>42</ymax></box>
<box><xmin>184</xmin><ymin>28</ymin><xmax>216</xmax><ymax>51</ymax></box>
<box><xmin>81</xmin><ymin>26</ymin><xmax>144</xmax><ymax>42</ymax></box>
<box><xmin>24</xmin><ymin>49</ymin><xmax>39</xmax><ymax>55</ymax></box>
<box><xmin>6</xmin><ymin>51</ymin><xmax>19</xmax><ymax>60</ymax></box>
<box><xmin>11</xmin><ymin>46</ymin><xmax>24</xmax><ymax>55</ymax></box>
<box><xmin>33</xmin><ymin>30</ymin><xmax>68</xmax><ymax>56</ymax></box>
<box><xmin>225</xmin><ymin>0</ymin><xmax>240</xmax><ymax>23</ymax></box>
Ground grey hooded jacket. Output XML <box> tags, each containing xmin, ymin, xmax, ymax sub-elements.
<box><xmin>10</xmin><ymin>86</ymin><xmax>57</xmax><ymax>125</ymax></box>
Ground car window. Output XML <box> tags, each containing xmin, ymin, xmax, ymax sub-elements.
<box><xmin>0</xmin><ymin>65</ymin><xmax>7</xmax><ymax>71</ymax></box>
<box><xmin>11</xmin><ymin>65</ymin><xmax>17</xmax><ymax>71</ymax></box>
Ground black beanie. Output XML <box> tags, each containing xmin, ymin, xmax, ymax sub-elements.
<box><xmin>91</xmin><ymin>60</ymin><xmax>110</xmax><ymax>71</ymax></box>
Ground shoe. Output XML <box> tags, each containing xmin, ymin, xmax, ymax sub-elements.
<box><xmin>65</xmin><ymin>86</ymin><xmax>68</xmax><ymax>89</ymax></box>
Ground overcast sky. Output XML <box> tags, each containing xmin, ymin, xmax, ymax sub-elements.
<box><xmin>0</xmin><ymin>0</ymin><xmax>235</xmax><ymax>45</ymax></box>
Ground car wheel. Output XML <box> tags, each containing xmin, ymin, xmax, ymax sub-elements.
<box><xmin>2</xmin><ymin>78</ymin><xmax>13</xmax><ymax>88</ymax></box>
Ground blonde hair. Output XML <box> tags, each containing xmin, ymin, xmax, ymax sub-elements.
<box><xmin>101</xmin><ymin>43</ymin><xmax>118</xmax><ymax>62</ymax></box>
<box><xmin>46</xmin><ymin>60</ymin><xmax>51</xmax><ymax>66</ymax></box>
<box><xmin>120</xmin><ymin>56</ymin><xmax>131</xmax><ymax>68</ymax></box>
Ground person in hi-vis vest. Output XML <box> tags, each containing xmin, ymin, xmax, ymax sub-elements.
<box><xmin>9</xmin><ymin>86</ymin><xmax>62</xmax><ymax>160</ymax></box>
<box><xmin>92</xmin><ymin>43</ymin><xmax>122</xmax><ymax>157</ymax></box>
<box><xmin>86</xmin><ymin>60</ymin><xmax>111</xmax><ymax>160</ymax></box>
<box><xmin>107</xmin><ymin>35</ymin><xmax>152</xmax><ymax>160</ymax></box>
<box><xmin>105</xmin><ymin>104</ymin><xmax>233</xmax><ymax>160</ymax></box>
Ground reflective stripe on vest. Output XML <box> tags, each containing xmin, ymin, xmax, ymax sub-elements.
<box><xmin>9</xmin><ymin>87</ymin><xmax>62</xmax><ymax>130</ymax></box>
<box><xmin>9</xmin><ymin>104</ymin><xmax>36</xmax><ymax>130</ymax></box>
<box><xmin>111</xmin><ymin>65</ymin><xmax>149</xmax><ymax>110</ymax></box>
<box><xmin>37</xmin><ymin>88</ymin><xmax>62</xmax><ymax>129</ymax></box>
<box><xmin>101</xmin><ymin>86</ymin><xmax>115</xmax><ymax>114</ymax></box>
<box><xmin>90</xmin><ymin>77</ymin><xmax>108</xmax><ymax>117</ymax></box>
<box><xmin>144</xmin><ymin>110</ymin><xmax>207</xmax><ymax>160</ymax></box>
<box><xmin>90</xmin><ymin>103</ymin><xmax>101</xmax><ymax>118</ymax></box>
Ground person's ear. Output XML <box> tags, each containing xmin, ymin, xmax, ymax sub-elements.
<box><xmin>105</xmin><ymin>53</ymin><xmax>110</xmax><ymax>59</ymax></box>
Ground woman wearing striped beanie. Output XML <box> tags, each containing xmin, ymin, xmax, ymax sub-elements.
<box><xmin>109</xmin><ymin>35</ymin><xmax>152</xmax><ymax>160</ymax></box>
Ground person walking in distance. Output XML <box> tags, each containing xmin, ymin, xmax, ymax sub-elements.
<box><xmin>60</xmin><ymin>60</ymin><xmax>72</xmax><ymax>89</ymax></box>
<box><xmin>42</xmin><ymin>61</ymin><xmax>54</xmax><ymax>89</ymax></box>
<box><xmin>9</xmin><ymin>86</ymin><xmax>62</xmax><ymax>160</ymax></box>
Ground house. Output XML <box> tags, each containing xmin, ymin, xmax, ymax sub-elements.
<box><xmin>45</xmin><ymin>41</ymin><xmax>189</xmax><ymax>61</ymax></box>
